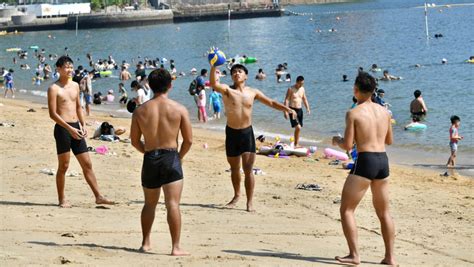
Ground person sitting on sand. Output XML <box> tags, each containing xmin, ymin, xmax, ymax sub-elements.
<box><xmin>410</xmin><ymin>89</ymin><xmax>428</xmax><ymax>118</ymax></box>
<box><xmin>332</xmin><ymin>71</ymin><xmax>395</xmax><ymax>265</ymax></box>
<box><xmin>130</xmin><ymin>68</ymin><xmax>192</xmax><ymax>256</ymax></box>
<box><xmin>380</xmin><ymin>70</ymin><xmax>400</xmax><ymax>81</ymax></box>
<box><xmin>210</xmin><ymin>62</ymin><xmax>296</xmax><ymax>212</ymax></box>
<box><xmin>47</xmin><ymin>56</ymin><xmax>114</xmax><ymax>208</ymax></box>
<box><xmin>104</xmin><ymin>89</ymin><xmax>115</xmax><ymax>103</ymax></box>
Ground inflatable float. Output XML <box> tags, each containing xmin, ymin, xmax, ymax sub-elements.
<box><xmin>258</xmin><ymin>144</ymin><xmax>312</xmax><ymax>157</ymax></box>
<box><xmin>405</xmin><ymin>123</ymin><xmax>427</xmax><ymax>131</ymax></box>
<box><xmin>6</xmin><ymin>48</ymin><xmax>21</xmax><ymax>52</ymax></box>
<box><xmin>29</xmin><ymin>45</ymin><xmax>39</xmax><ymax>50</ymax></box>
<box><xmin>99</xmin><ymin>70</ymin><xmax>112</xmax><ymax>77</ymax></box>
<box><xmin>240</xmin><ymin>57</ymin><xmax>257</xmax><ymax>64</ymax></box>
<box><xmin>323</xmin><ymin>148</ymin><xmax>349</xmax><ymax>161</ymax></box>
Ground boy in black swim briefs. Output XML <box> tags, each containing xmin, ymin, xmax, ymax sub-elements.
<box><xmin>130</xmin><ymin>68</ymin><xmax>192</xmax><ymax>256</ymax></box>
<box><xmin>47</xmin><ymin>56</ymin><xmax>113</xmax><ymax>208</ymax></box>
<box><xmin>210</xmin><ymin>60</ymin><xmax>296</xmax><ymax>212</ymax></box>
<box><xmin>284</xmin><ymin>76</ymin><xmax>311</xmax><ymax>147</ymax></box>
<box><xmin>331</xmin><ymin>72</ymin><xmax>396</xmax><ymax>265</ymax></box>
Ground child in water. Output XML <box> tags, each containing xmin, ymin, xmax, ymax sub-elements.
<box><xmin>33</xmin><ymin>72</ymin><xmax>43</xmax><ymax>86</ymax></box>
<box><xmin>208</xmin><ymin>88</ymin><xmax>223</xmax><ymax>119</ymax></box>
<box><xmin>446</xmin><ymin>115</ymin><xmax>463</xmax><ymax>167</ymax></box>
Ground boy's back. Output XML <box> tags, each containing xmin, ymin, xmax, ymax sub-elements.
<box><xmin>351</xmin><ymin>102</ymin><xmax>390</xmax><ymax>152</ymax></box>
<box><xmin>134</xmin><ymin>97</ymin><xmax>185</xmax><ymax>151</ymax></box>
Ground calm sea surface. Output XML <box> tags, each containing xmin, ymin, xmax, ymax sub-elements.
<box><xmin>1</xmin><ymin>0</ymin><xmax>473</xmax><ymax>155</ymax></box>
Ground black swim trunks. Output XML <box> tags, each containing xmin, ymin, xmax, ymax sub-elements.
<box><xmin>225</xmin><ymin>125</ymin><xmax>256</xmax><ymax>157</ymax></box>
<box><xmin>289</xmin><ymin>107</ymin><xmax>303</xmax><ymax>128</ymax></box>
<box><xmin>411</xmin><ymin>111</ymin><xmax>426</xmax><ymax>117</ymax></box>
<box><xmin>54</xmin><ymin>122</ymin><xmax>88</xmax><ymax>155</ymax></box>
<box><xmin>350</xmin><ymin>152</ymin><xmax>389</xmax><ymax>180</ymax></box>
<box><xmin>141</xmin><ymin>149</ymin><xmax>183</xmax><ymax>189</ymax></box>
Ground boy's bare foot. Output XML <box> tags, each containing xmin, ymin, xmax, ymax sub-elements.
<box><xmin>246</xmin><ymin>203</ymin><xmax>256</xmax><ymax>212</ymax></box>
<box><xmin>95</xmin><ymin>196</ymin><xmax>115</xmax><ymax>205</ymax></box>
<box><xmin>171</xmin><ymin>247</ymin><xmax>190</xmax><ymax>256</ymax></box>
<box><xmin>59</xmin><ymin>200</ymin><xmax>72</xmax><ymax>208</ymax></box>
<box><xmin>138</xmin><ymin>245</ymin><xmax>152</xmax><ymax>253</ymax></box>
<box><xmin>335</xmin><ymin>255</ymin><xmax>360</xmax><ymax>265</ymax></box>
<box><xmin>381</xmin><ymin>258</ymin><xmax>397</xmax><ymax>266</ymax></box>
<box><xmin>225</xmin><ymin>196</ymin><xmax>240</xmax><ymax>208</ymax></box>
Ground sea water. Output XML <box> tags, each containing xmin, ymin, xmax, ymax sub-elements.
<box><xmin>1</xmin><ymin>0</ymin><xmax>473</xmax><ymax>164</ymax></box>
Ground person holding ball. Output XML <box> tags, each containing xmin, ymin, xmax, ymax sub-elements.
<box><xmin>209</xmin><ymin>48</ymin><xmax>296</xmax><ymax>212</ymax></box>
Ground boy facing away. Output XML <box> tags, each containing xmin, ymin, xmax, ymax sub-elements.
<box><xmin>47</xmin><ymin>56</ymin><xmax>114</xmax><ymax>208</ymax></box>
<box><xmin>130</xmin><ymin>68</ymin><xmax>192</xmax><ymax>256</ymax></box>
<box><xmin>332</xmin><ymin>72</ymin><xmax>395</xmax><ymax>265</ymax></box>
<box><xmin>446</xmin><ymin>115</ymin><xmax>463</xmax><ymax>167</ymax></box>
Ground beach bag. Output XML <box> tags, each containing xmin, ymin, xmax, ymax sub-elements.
<box><xmin>188</xmin><ymin>79</ymin><xmax>197</xmax><ymax>96</ymax></box>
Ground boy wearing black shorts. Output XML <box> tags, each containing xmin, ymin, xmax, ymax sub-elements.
<box><xmin>332</xmin><ymin>72</ymin><xmax>395</xmax><ymax>265</ymax></box>
<box><xmin>47</xmin><ymin>56</ymin><xmax>114</xmax><ymax>208</ymax></box>
<box><xmin>210</xmin><ymin>62</ymin><xmax>296</xmax><ymax>212</ymax></box>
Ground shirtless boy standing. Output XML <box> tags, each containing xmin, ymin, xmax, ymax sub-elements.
<box><xmin>130</xmin><ymin>68</ymin><xmax>192</xmax><ymax>256</ymax></box>
<box><xmin>284</xmin><ymin>76</ymin><xmax>310</xmax><ymax>147</ymax></box>
<box><xmin>210</xmin><ymin>63</ymin><xmax>296</xmax><ymax>212</ymax></box>
<box><xmin>332</xmin><ymin>72</ymin><xmax>395</xmax><ymax>265</ymax></box>
<box><xmin>47</xmin><ymin>56</ymin><xmax>114</xmax><ymax>208</ymax></box>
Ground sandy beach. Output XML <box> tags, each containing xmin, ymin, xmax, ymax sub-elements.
<box><xmin>0</xmin><ymin>98</ymin><xmax>473</xmax><ymax>266</ymax></box>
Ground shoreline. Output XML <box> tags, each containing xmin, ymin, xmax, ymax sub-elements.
<box><xmin>14</xmin><ymin>91</ymin><xmax>474</xmax><ymax>178</ymax></box>
<box><xmin>1</xmin><ymin>97</ymin><xmax>473</xmax><ymax>266</ymax></box>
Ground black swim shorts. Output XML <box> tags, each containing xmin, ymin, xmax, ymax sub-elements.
<box><xmin>350</xmin><ymin>152</ymin><xmax>389</xmax><ymax>180</ymax></box>
<box><xmin>225</xmin><ymin>125</ymin><xmax>256</xmax><ymax>157</ymax></box>
<box><xmin>141</xmin><ymin>149</ymin><xmax>183</xmax><ymax>189</ymax></box>
<box><xmin>289</xmin><ymin>107</ymin><xmax>303</xmax><ymax>128</ymax></box>
<box><xmin>54</xmin><ymin>122</ymin><xmax>88</xmax><ymax>155</ymax></box>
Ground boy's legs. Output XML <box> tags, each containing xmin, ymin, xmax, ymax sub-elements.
<box><xmin>162</xmin><ymin>180</ymin><xmax>189</xmax><ymax>256</ymax></box>
<box><xmin>140</xmin><ymin>187</ymin><xmax>160</xmax><ymax>252</ymax></box>
<box><xmin>294</xmin><ymin>124</ymin><xmax>301</xmax><ymax>147</ymax></box>
<box><xmin>226</xmin><ymin>156</ymin><xmax>242</xmax><ymax>207</ymax></box>
<box><xmin>336</xmin><ymin>174</ymin><xmax>371</xmax><ymax>265</ymax></box>
<box><xmin>447</xmin><ymin>150</ymin><xmax>456</xmax><ymax>167</ymax></box>
<box><xmin>56</xmin><ymin>152</ymin><xmax>71</xmax><ymax>208</ymax></box>
<box><xmin>75</xmin><ymin>152</ymin><xmax>113</xmax><ymax>204</ymax></box>
<box><xmin>371</xmin><ymin>178</ymin><xmax>396</xmax><ymax>265</ymax></box>
<box><xmin>241</xmin><ymin>152</ymin><xmax>256</xmax><ymax>212</ymax></box>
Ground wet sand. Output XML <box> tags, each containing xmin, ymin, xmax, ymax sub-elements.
<box><xmin>1</xmin><ymin>98</ymin><xmax>473</xmax><ymax>266</ymax></box>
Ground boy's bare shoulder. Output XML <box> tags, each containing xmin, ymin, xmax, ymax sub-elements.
<box><xmin>48</xmin><ymin>81</ymin><xmax>59</xmax><ymax>92</ymax></box>
<box><xmin>169</xmin><ymin>99</ymin><xmax>188</xmax><ymax>114</ymax></box>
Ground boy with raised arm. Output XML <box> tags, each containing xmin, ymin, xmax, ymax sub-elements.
<box><xmin>283</xmin><ymin>75</ymin><xmax>311</xmax><ymax>147</ymax></box>
<box><xmin>130</xmin><ymin>68</ymin><xmax>192</xmax><ymax>256</ymax></box>
<box><xmin>210</xmin><ymin>62</ymin><xmax>296</xmax><ymax>212</ymax></box>
<box><xmin>47</xmin><ymin>56</ymin><xmax>114</xmax><ymax>208</ymax></box>
<box><xmin>332</xmin><ymin>72</ymin><xmax>395</xmax><ymax>265</ymax></box>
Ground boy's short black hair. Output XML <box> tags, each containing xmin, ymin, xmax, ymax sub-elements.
<box><xmin>131</xmin><ymin>80</ymin><xmax>139</xmax><ymax>88</ymax></box>
<box><xmin>148</xmin><ymin>68</ymin><xmax>172</xmax><ymax>94</ymax></box>
<box><xmin>55</xmin><ymin>56</ymin><xmax>73</xmax><ymax>67</ymax></box>
<box><xmin>230</xmin><ymin>64</ymin><xmax>248</xmax><ymax>75</ymax></box>
<box><xmin>200</xmin><ymin>69</ymin><xmax>208</xmax><ymax>76</ymax></box>
<box><xmin>450</xmin><ymin>115</ymin><xmax>460</xmax><ymax>124</ymax></box>
<box><xmin>414</xmin><ymin>90</ymin><xmax>421</xmax><ymax>98</ymax></box>
<box><xmin>296</xmin><ymin>76</ymin><xmax>304</xmax><ymax>82</ymax></box>
<box><xmin>354</xmin><ymin>71</ymin><xmax>377</xmax><ymax>94</ymax></box>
